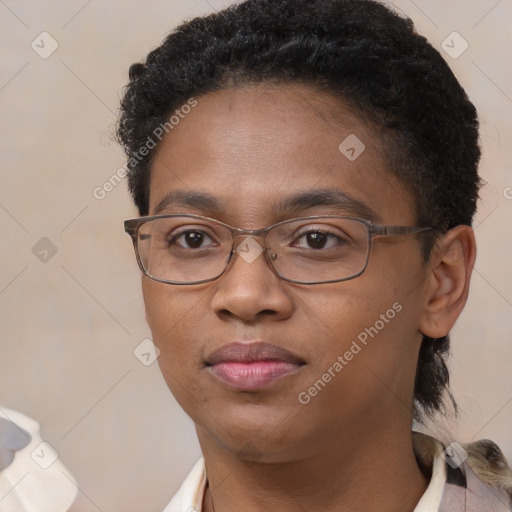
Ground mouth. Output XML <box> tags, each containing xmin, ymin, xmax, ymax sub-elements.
<box><xmin>205</xmin><ymin>341</ymin><xmax>305</xmax><ymax>391</ymax></box>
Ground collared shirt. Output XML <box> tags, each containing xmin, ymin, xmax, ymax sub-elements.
<box><xmin>162</xmin><ymin>432</ymin><xmax>512</xmax><ymax>512</ymax></box>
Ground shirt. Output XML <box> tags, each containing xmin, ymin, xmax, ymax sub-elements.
<box><xmin>162</xmin><ymin>432</ymin><xmax>512</xmax><ymax>511</ymax></box>
<box><xmin>0</xmin><ymin>407</ymin><xmax>78</xmax><ymax>512</ymax></box>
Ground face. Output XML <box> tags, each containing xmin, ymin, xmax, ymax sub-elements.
<box><xmin>143</xmin><ymin>83</ymin><xmax>430</xmax><ymax>462</ymax></box>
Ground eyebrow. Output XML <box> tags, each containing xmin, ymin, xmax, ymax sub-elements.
<box><xmin>153</xmin><ymin>188</ymin><xmax>378</xmax><ymax>221</ymax></box>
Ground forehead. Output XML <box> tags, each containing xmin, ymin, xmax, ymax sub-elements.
<box><xmin>148</xmin><ymin>83</ymin><xmax>416</xmax><ymax>226</ymax></box>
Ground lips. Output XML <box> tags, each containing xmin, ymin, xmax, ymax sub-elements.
<box><xmin>205</xmin><ymin>341</ymin><xmax>305</xmax><ymax>391</ymax></box>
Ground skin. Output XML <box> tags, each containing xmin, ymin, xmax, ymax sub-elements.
<box><xmin>142</xmin><ymin>83</ymin><xmax>476</xmax><ymax>512</ymax></box>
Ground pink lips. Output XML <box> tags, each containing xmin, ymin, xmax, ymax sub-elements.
<box><xmin>205</xmin><ymin>341</ymin><xmax>305</xmax><ymax>391</ymax></box>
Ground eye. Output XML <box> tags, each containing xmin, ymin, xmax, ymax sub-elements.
<box><xmin>292</xmin><ymin>227</ymin><xmax>349</xmax><ymax>250</ymax></box>
<box><xmin>168</xmin><ymin>228</ymin><xmax>218</xmax><ymax>249</ymax></box>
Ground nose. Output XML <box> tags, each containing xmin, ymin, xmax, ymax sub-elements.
<box><xmin>210</xmin><ymin>235</ymin><xmax>295</xmax><ymax>322</ymax></box>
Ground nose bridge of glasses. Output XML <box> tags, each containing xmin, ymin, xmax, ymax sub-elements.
<box><xmin>226</xmin><ymin>223</ymin><xmax>284</xmax><ymax>269</ymax></box>
<box><xmin>230</xmin><ymin>225</ymin><xmax>270</xmax><ymax>249</ymax></box>
<box><xmin>230</xmin><ymin>233</ymin><xmax>267</xmax><ymax>266</ymax></box>
<box><xmin>231</xmin><ymin>225</ymin><xmax>269</xmax><ymax>237</ymax></box>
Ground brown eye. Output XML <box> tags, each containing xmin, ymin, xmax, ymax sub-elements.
<box><xmin>303</xmin><ymin>231</ymin><xmax>329</xmax><ymax>249</ymax></box>
<box><xmin>292</xmin><ymin>227</ymin><xmax>349</xmax><ymax>250</ymax></box>
<box><xmin>168</xmin><ymin>230</ymin><xmax>215</xmax><ymax>249</ymax></box>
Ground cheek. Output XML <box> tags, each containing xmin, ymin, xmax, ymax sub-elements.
<box><xmin>306</xmin><ymin>273</ymin><xmax>402</xmax><ymax>347</ymax></box>
<box><xmin>301</xmin><ymin>261</ymin><xmax>420</xmax><ymax>378</ymax></box>
<box><xmin>141</xmin><ymin>278</ymin><xmax>206</xmax><ymax>365</ymax></box>
<box><xmin>142</xmin><ymin>279</ymin><xmax>213</xmax><ymax>411</ymax></box>
<box><xmin>295</xmin><ymin>290</ymin><xmax>416</xmax><ymax>425</ymax></box>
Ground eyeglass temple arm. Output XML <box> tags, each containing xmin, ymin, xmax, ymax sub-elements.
<box><xmin>370</xmin><ymin>226</ymin><xmax>432</xmax><ymax>237</ymax></box>
<box><xmin>124</xmin><ymin>220</ymin><xmax>137</xmax><ymax>237</ymax></box>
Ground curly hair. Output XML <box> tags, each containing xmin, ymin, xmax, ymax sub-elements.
<box><xmin>116</xmin><ymin>0</ymin><xmax>482</xmax><ymax>421</ymax></box>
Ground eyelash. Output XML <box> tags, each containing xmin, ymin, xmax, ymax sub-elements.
<box><xmin>168</xmin><ymin>227</ymin><xmax>347</xmax><ymax>250</ymax></box>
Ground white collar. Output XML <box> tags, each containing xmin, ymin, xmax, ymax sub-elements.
<box><xmin>413</xmin><ymin>442</ymin><xmax>447</xmax><ymax>512</ymax></box>
<box><xmin>161</xmin><ymin>434</ymin><xmax>447</xmax><ymax>512</ymax></box>
<box><xmin>161</xmin><ymin>458</ymin><xmax>206</xmax><ymax>512</ymax></box>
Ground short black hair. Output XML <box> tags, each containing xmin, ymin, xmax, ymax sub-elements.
<box><xmin>116</xmin><ymin>0</ymin><xmax>482</xmax><ymax>421</ymax></box>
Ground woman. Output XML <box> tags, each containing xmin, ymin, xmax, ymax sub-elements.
<box><xmin>117</xmin><ymin>0</ymin><xmax>512</xmax><ymax>510</ymax></box>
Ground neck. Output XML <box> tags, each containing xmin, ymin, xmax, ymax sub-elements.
<box><xmin>198</xmin><ymin>422</ymin><xmax>430</xmax><ymax>512</ymax></box>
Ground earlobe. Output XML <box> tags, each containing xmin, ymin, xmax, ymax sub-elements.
<box><xmin>419</xmin><ymin>225</ymin><xmax>477</xmax><ymax>339</ymax></box>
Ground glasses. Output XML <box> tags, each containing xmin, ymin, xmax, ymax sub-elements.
<box><xmin>124</xmin><ymin>213</ymin><xmax>431</xmax><ymax>285</ymax></box>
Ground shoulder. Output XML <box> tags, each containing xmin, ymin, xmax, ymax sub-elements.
<box><xmin>413</xmin><ymin>431</ymin><xmax>512</xmax><ymax>511</ymax></box>
<box><xmin>464</xmin><ymin>438</ymin><xmax>512</xmax><ymax>494</ymax></box>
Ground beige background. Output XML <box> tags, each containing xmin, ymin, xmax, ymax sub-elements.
<box><xmin>0</xmin><ymin>0</ymin><xmax>511</xmax><ymax>510</ymax></box>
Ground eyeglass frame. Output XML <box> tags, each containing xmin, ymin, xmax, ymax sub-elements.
<box><xmin>124</xmin><ymin>213</ymin><xmax>432</xmax><ymax>286</ymax></box>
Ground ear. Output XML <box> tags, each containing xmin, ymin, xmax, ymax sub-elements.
<box><xmin>419</xmin><ymin>225</ymin><xmax>477</xmax><ymax>338</ymax></box>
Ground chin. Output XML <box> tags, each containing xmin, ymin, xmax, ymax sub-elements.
<box><xmin>197</xmin><ymin>404</ymin><xmax>318</xmax><ymax>460</ymax></box>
